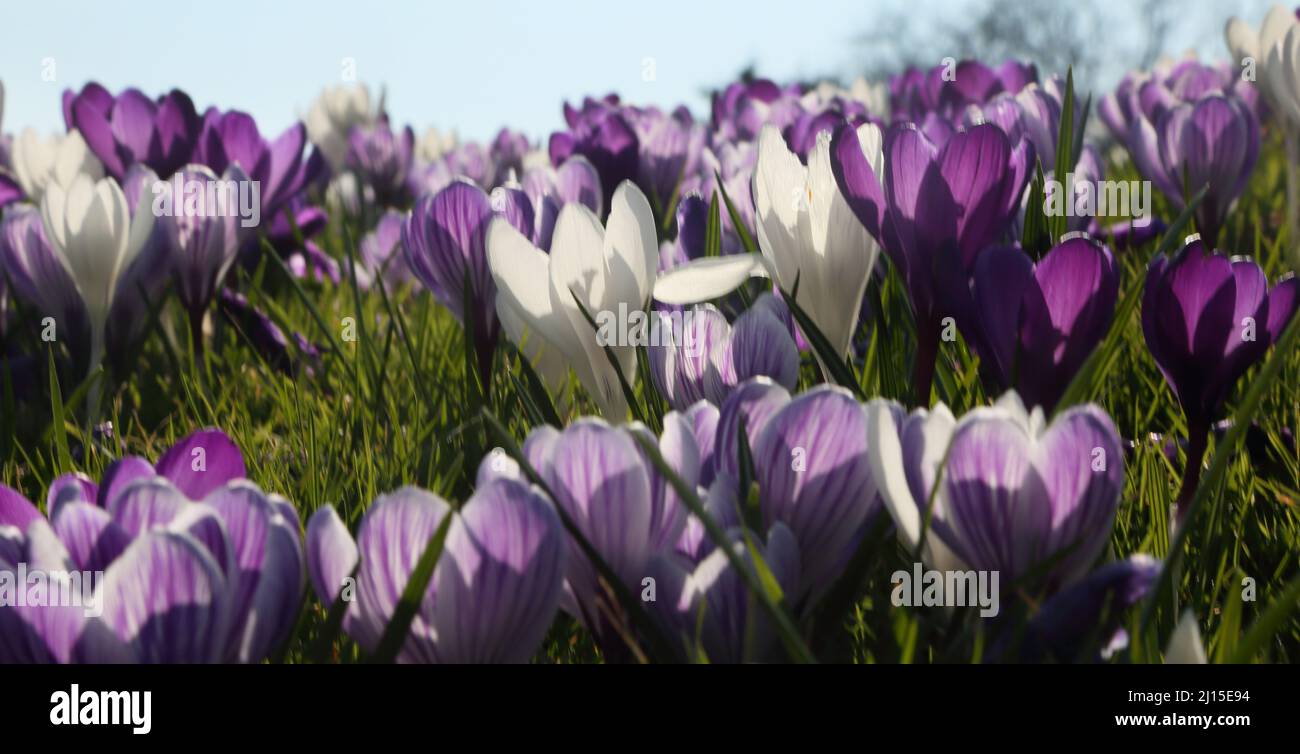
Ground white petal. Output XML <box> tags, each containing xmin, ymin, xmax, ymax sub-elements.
<box><xmin>487</xmin><ymin>217</ymin><xmax>581</xmax><ymax>367</ymax></box>
<box><xmin>865</xmin><ymin>398</ymin><xmax>921</xmax><ymax>550</ymax></box>
<box><xmin>806</xmin><ymin>130</ymin><xmax>878</xmax><ymax>357</ymax></box>
<box><xmin>1225</xmin><ymin>17</ymin><xmax>1259</xmax><ymax>64</ymax></box>
<box><xmin>652</xmin><ymin>254</ymin><xmax>772</xmax><ymax>304</ymax></box>
<box><xmin>1165</xmin><ymin>610</ymin><xmax>1208</xmax><ymax>664</ymax></box>
<box><xmin>603</xmin><ymin>180</ymin><xmax>659</xmax><ymax>310</ymax></box>
<box><xmin>752</xmin><ymin>124</ymin><xmax>809</xmax><ymax>290</ymax></box>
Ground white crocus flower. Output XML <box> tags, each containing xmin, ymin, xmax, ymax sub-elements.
<box><xmin>303</xmin><ymin>83</ymin><xmax>379</xmax><ymax>172</ymax></box>
<box><xmin>12</xmin><ymin>129</ymin><xmax>103</xmax><ymax>203</ymax></box>
<box><xmin>487</xmin><ymin>180</ymin><xmax>659</xmax><ymax>419</ymax></box>
<box><xmin>39</xmin><ymin>174</ymin><xmax>155</xmax><ymax>369</ymax></box>
<box><xmin>654</xmin><ymin>123</ymin><xmax>881</xmax><ymax>361</ymax></box>
<box><xmin>415</xmin><ymin>126</ymin><xmax>458</xmax><ymax>164</ymax></box>
<box><xmin>1164</xmin><ymin>610</ymin><xmax>1208</xmax><ymax>664</ymax></box>
<box><xmin>1227</xmin><ymin>5</ymin><xmax>1300</xmax><ymax>269</ymax></box>
<box><xmin>1226</xmin><ymin>5</ymin><xmax>1300</xmax><ymax>122</ymax></box>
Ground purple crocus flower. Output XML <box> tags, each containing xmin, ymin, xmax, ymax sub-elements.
<box><xmin>647</xmin><ymin>523</ymin><xmax>800</xmax><ymax>663</ymax></box>
<box><xmin>218</xmin><ymin>288</ymin><xmax>322</xmax><ymax>377</ymax></box>
<box><xmin>305</xmin><ymin>480</ymin><xmax>566</xmax><ymax>663</ymax></box>
<box><xmin>750</xmin><ymin>386</ymin><xmax>880</xmax><ymax>601</ymax></box>
<box><xmin>159</xmin><ymin>164</ymin><xmax>249</xmax><ymax>353</ymax></box>
<box><xmin>1142</xmin><ymin>237</ymin><xmax>1298</xmax><ymax>518</ymax></box>
<box><xmin>353</xmin><ymin>209</ymin><xmax>409</xmax><ymax>289</ymax></box>
<box><xmin>488</xmin><ymin>128</ymin><xmax>531</xmax><ymax>186</ymax></box>
<box><xmin>516</xmin><ymin>416</ymin><xmax>697</xmax><ymax>651</ymax></box>
<box><xmin>267</xmin><ymin>198</ymin><xmax>339</xmax><ymax>283</ymax></box>
<box><xmin>867</xmin><ymin>392</ymin><xmax>1124</xmax><ymax>589</ymax></box>
<box><xmin>402</xmin><ymin>178</ymin><xmax>534</xmax><ymax>384</ymax></box>
<box><xmin>647</xmin><ymin>304</ymin><xmax>731</xmax><ymax>410</ymax></box>
<box><xmin>0</xmin><ymin>203</ymin><xmax>89</xmax><ymax>354</ymax></box>
<box><xmin>996</xmin><ymin>555</ymin><xmax>1160</xmax><ymax>663</ymax></box>
<box><xmin>712</xmin><ymin>377</ymin><xmax>792</xmax><ymax>484</ymax></box>
<box><xmin>972</xmin><ymin>236</ymin><xmax>1119</xmax><ymax>411</ymax></box>
<box><xmin>521</xmin><ymin>155</ymin><xmax>602</xmax><ymax>251</ymax></box>
<box><xmin>346</xmin><ymin>117</ymin><xmax>414</xmax><ymax>207</ymax></box>
<box><xmin>890</xmin><ymin>59</ymin><xmax>1037</xmax><ymax>123</ymax></box>
<box><xmin>636</xmin><ymin>107</ymin><xmax>694</xmax><ymax>207</ymax></box>
<box><xmin>832</xmin><ymin>122</ymin><xmax>1033</xmax><ymax>405</ymax></box>
<box><xmin>1099</xmin><ymin>59</ymin><xmax>1258</xmax><ymax>143</ymax></box>
<box><xmin>1129</xmin><ymin>94</ymin><xmax>1258</xmax><ymax>249</ymax></box>
<box><xmin>703</xmin><ymin>295</ymin><xmax>801</xmax><ymax>405</ymax></box>
<box><xmin>192</xmin><ymin>108</ymin><xmax>323</xmax><ymax>230</ymax></box>
<box><xmin>63</xmin><ymin>83</ymin><xmax>202</xmax><ymax>180</ymax></box>
<box><xmin>711</xmin><ymin>78</ymin><xmax>786</xmax><ymax>142</ymax></box>
<box><xmin>550</xmin><ymin>98</ymin><xmax>639</xmax><ymax>210</ymax></box>
<box><xmin>0</xmin><ymin>428</ymin><xmax>304</xmax><ymax>663</ymax></box>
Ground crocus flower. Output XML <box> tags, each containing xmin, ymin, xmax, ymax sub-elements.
<box><xmin>636</xmin><ymin>107</ymin><xmax>695</xmax><ymax>207</ymax></box>
<box><xmin>702</xmin><ymin>295</ymin><xmax>801</xmax><ymax>405</ymax></box>
<box><xmin>521</xmin><ymin>155</ymin><xmax>603</xmax><ymax>251</ymax></box>
<box><xmin>303</xmin><ymin>83</ymin><xmax>379</xmax><ymax>173</ymax></box>
<box><xmin>750</xmin><ymin>386</ymin><xmax>883</xmax><ymax>600</ymax></box>
<box><xmin>353</xmin><ymin>209</ymin><xmax>409</xmax><ymax>289</ymax></box>
<box><xmin>159</xmin><ymin>164</ymin><xmax>250</xmax><ymax>353</ymax></box>
<box><xmin>192</xmin><ymin>108</ymin><xmax>322</xmax><ymax>230</ymax></box>
<box><xmin>832</xmin><ymin>121</ymin><xmax>1033</xmax><ymax>404</ymax></box>
<box><xmin>646</xmin><ymin>304</ymin><xmax>731</xmax><ymax>410</ymax></box>
<box><xmin>655</xmin><ymin>124</ymin><xmax>882</xmax><ymax>368</ymax></box>
<box><xmin>867</xmin><ymin>391</ymin><xmax>1124</xmax><ymax>589</ymax></box>
<box><xmin>218</xmin><ymin>288</ymin><xmax>321</xmax><ymax>377</ymax></box>
<box><xmin>38</xmin><ymin>173</ymin><xmax>156</xmax><ymax>373</ymax></box>
<box><xmin>416</xmin><ymin>126</ymin><xmax>458</xmax><ymax>163</ymax></box>
<box><xmin>992</xmin><ymin>554</ymin><xmax>1160</xmax><ymax>662</ymax></box>
<box><xmin>0</xmin><ymin>204</ymin><xmax>89</xmax><ymax>356</ymax></box>
<box><xmin>1225</xmin><ymin>5</ymin><xmax>1300</xmax><ymax>125</ymax></box>
<box><xmin>515</xmin><ymin>415</ymin><xmax>696</xmax><ymax>651</ymax></box>
<box><xmin>0</xmin><ymin>428</ymin><xmax>304</xmax><ymax>664</ymax></box>
<box><xmin>1141</xmin><ymin>237</ymin><xmax>1298</xmax><ymax>518</ymax></box>
<box><xmin>403</xmin><ymin>179</ymin><xmax>534</xmax><ymax>384</ymax></box>
<box><xmin>647</xmin><ymin>523</ymin><xmax>800</xmax><ymax>662</ymax></box>
<box><xmin>306</xmin><ymin>480</ymin><xmax>566</xmax><ymax>663</ymax></box>
<box><xmin>487</xmin><ymin>181</ymin><xmax>659</xmax><ymax>418</ymax></box>
<box><xmin>346</xmin><ymin>117</ymin><xmax>414</xmax><ymax>207</ymax></box>
<box><xmin>63</xmin><ymin>83</ymin><xmax>202</xmax><ymax>180</ymax></box>
<box><xmin>971</xmin><ymin>236</ymin><xmax>1118</xmax><ymax>411</ymax></box>
<box><xmin>10</xmin><ymin>129</ymin><xmax>102</xmax><ymax>203</ymax></box>
<box><xmin>1129</xmin><ymin>94</ymin><xmax>1258</xmax><ymax>249</ymax></box>
<box><xmin>549</xmin><ymin>97</ymin><xmax>639</xmax><ymax>209</ymax></box>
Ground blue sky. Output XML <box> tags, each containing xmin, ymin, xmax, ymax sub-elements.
<box><xmin>0</xmin><ymin>0</ymin><xmax>1270</xmax><ymax>143</ymax></box>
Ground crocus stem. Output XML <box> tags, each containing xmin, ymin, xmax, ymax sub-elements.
<box><xmin>1286</xmin><ymin>129</ymin><xmax>1300</xmax><ymax>269</ymax></box>
<box><xmin>189</xmin><ymin>309</ymin><xmax>207</xmax><ymax>372</ymax></box>
<box><xmin>1174</xmin><ymin>418</ymin><xmax>1209</xmax><ymax>523</ymax></box>
<box><xmin>913</xmin><ymin>324</ymin><xmax>939</xmax><ymax>409</ymax></box>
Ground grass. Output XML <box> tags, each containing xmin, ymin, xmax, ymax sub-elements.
<box><xmin>3</xmin><ymin>130</ymin><xmax>1299</xmax><ymax>664</ymax></box>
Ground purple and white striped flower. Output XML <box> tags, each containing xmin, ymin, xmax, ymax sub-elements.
<box><xmin>0</xmin><ymin>428</ymin><xmax>303</xmax><ymax>663</ymax></box>
<box><xmin>867</xmin><ymin>391</ymin><xmax>1124</xmax><ymax>589</ymax></box>
<box><xmin>306</xmin><ymin>479</ymin><xmax>566</xmax><ymax>663</ymax></box>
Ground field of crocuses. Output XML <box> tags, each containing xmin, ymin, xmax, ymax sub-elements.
<box><xmin>1</xmin><ymin>4</ymin><xmax>1299</xmax><ymax>670</ymax></box>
